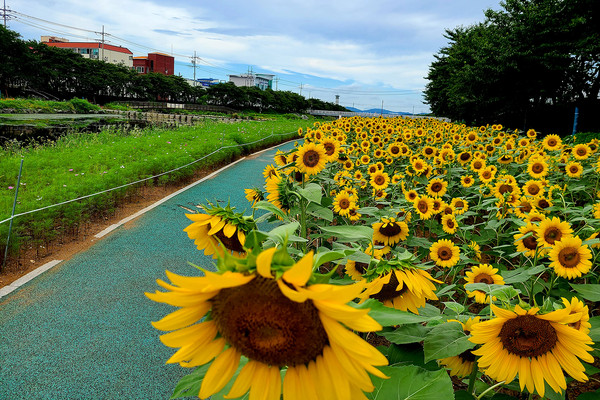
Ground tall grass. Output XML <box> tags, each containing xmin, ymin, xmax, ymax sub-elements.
<box><xmin>0</xmin><ymin>98</ymin><xmax>101</xmax><ymax>113</ymax></box>
<box><xmin>0</xmin><ymin>118</ymin><xmax>309</xmax><ymax>259</ymax></box>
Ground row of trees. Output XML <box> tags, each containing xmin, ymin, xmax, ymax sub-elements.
<box><xmin>0</xmin><ymin>26</ymin><xmax>346</xmax><ymax>113</ymax></box>
<box><xmin>424</xmin><ymin>0</ymin><xmax>600</xmax><ymax>134</ymax></box>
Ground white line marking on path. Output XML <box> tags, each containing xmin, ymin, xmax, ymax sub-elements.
<box><xmin>0</xmin><ymin>260</ymin><xmax>63</xmax><ymax>299</ymax></box>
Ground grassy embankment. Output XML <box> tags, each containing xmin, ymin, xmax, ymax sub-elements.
<box><xmin>0</xmin><ymin>101</ymin><xmax>314</xmax><ymax>261</ymax></box>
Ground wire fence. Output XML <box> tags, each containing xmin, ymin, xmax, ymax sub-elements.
<box><xmin>0</xmin><ymin>130</ymin><xmax>297</xmax><ymax>226</ymax></box>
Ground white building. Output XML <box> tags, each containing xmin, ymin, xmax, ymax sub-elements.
<box><xmin>228</xmin><ymin>73</ymin><xmax>275</xmax><ymax>90</ymax></box>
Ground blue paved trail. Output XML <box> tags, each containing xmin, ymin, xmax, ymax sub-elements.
<box><xmin>0</xmin><ymin>142</ymin><xmax>295</xmax><ymax>400</ymax></box>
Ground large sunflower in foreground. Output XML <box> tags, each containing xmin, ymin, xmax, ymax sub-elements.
<box><xmin>359</xmin><ymin>267</ymin><xmax>441</xmax><ymax>314</ymax></box>
<box><xmin>470</xmin><ymin>304</ymin><xmax>594</xmax><ymax>398</ymax></box>
<box><xmin>184</xmin><ymin>204</ymin><xmax>255</xmax><ymax>259</ymax></box>
<box><xmin>439</xmin><ymin>317</ymin><xmax>480</xmax><ymax>377</ymax></box>
<box><xmin>548</xmin><ymin>236</ymin><xmax>592</xmax><ymax>279</ymax></box>
<box><xmin>146</xmin><ymin>249</ymin><xmax>388</xmax><ymax>400</ymax></box>
<box><xmin>536</xmin><ymin>217</ymin><xmax>573</xmax><ymax>249</ymax></box>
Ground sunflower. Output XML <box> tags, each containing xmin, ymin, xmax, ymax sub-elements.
<box><xmin>562</xmin><ymin>297</ymin><xmax>592</xmax><ymax>334</ymax></box>
<box><xmin>333</xmin><ymin>191</ymin><xmax>356</xmax><ymax>217</ymax></box>
<box><xmin>414</xmin><ymin>196</ymin><xmax>435</xmax><ymax>220</ymax></box>
<box><xmin>464</xmin><ymin>264</ymin><xmax>505</xmax><ymax>304</ymax></box>
<box><xmin>274</xmin><ymin>150</ymin><xmax>289</xmax><ymax>167</ymax></box>
<box><xmin>426</xmin><ymin>178</ymin><xmax>448</xmax><ymax>197</ymax></box>
<box><xmin>451</xmin><ymin>198</ymin><xmax>468</xmax><ymax>215</ymax></box>
<box><xmin>514</xmin><ymin>223</ymin><xmax>545</xmax><ymax>258</ymax></box>
<box><xmin>295</xmin><ymin>142</ymin><xmax>327</xmax><ymax>176</ymax></box>
<box><xmin>147</xmin><ymin>249</ymin><xmax>388</xmax><ymax>400</ymax></box>
<box><xmin>479</xmin><ymin>167</ymin><xmax>496</xmax><ymax>183</ymax></box>
<box><xmin>265</xmin><ymin>174</ymin><xmax>289</xmax><ymax>214</ymax></box>
<box><xmin>372</xmin><ymin>217</ymin><xmax>409</xmax><ymax>245</ymax></box>
<box><xmin>184</xmin><ymin>205</ymin><xmax>255</xmax><ymax>259</ymax></box>
<box><xmin>470</xmin><ymin>158</ymin><xmax>486</xmax><ymax>173</ymax></box>
<box><xmin>470</xmin><ymin>304</ymin><xmax>594</xmax><ymax>397</ymax></box>
<box><xmin>320</xmin><ymin>137</ymin><xmax>341</xmax><ymax>162</ymax></box>
<box><xmin>522</xmin><ymin>180</ymin><xmax>545</xmax><ymax>198</ymax></box>
<box><xmin>347</xmin><ymin>205</ymin><xmax>362</xmax><ymax>222</ymax></box>
<box><xmin>527</xmin><ymin>158</ymin><xmax>549</xmax><ymax>179</ymax></box>
<box><xmin>548</xmin><ymin>236</ymin><xmax>592</xmax><ymax>279</ymax></box>
<box><xmin>345</xmin><ymin>259</ymin><xmax>369</xmax><ymax>281</ymax></box>
<box><xmin>572</xmin><ymin>143</ymin><xmax>591</xmax><ymax>160</ymax></box>
<box><xmin>263</xmin><ymin>164</ymin><xmax>279</xmax><ymax>180</ymax></box>
<box><xmin>359</xmin><ymin>268</ymin><xmax>441</xmax><ymax>314</ymax></box>
<box><xmin>404</xmin><ymin>189</ymin><xmax>419</xmax><ymax>203</ymax></box>
<box><xmin>387</xmin><ymin>142</ymin><xmax>402</xmax><ymax>157</ymax></box>
<box><xmin>438</xmin><ymin>317</ymin><xmax>481</xmax><ymax>377</ymax></box>
<box><xmin>430</xmin><ymin>239</ymin><xmax>460</xmax><ymax>268</ymax></box>
<box><xmin>369</xmin><ymin>170</ymin><xmax>390</xmax><ymax>191</ymax></box>
<box><xmin>441</xmin><ymin>214</ymin><xmax>458</xmax><ymax>234</ymax></box>
<box><xmin>244</xmin><ymin>188</ymin><xmax>263</xmax><ymax>207</ymax></box>
<box><xmin>536</xmin><ymin>217</ymin><xmax>573</xmax><ymax>249</ymax></box>
<box><xmin>565</xmin><ymin>161</ymin><xmax>583</xmax><ymax>178</ymax></box>
<box><xmin>461</xmin><ymin>175</ymin><xmax>475</xmax><ymax>188</ymax></box>
<box><xmin>542</xmin><ymin>134</ymin><xmax>562</xmax><ymax>151</ymax></box>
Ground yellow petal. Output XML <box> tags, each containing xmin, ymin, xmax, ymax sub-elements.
<box><xmin>179</xmin><ymin>337</ymin><xmax>225</xmax><ymax>368</ymax></box>
<box><xmin>208</xmin><ymin>219</ymin><xmax>226</xmax><ymax>235</ymax></box>
<box><xmin>199</xmin><ymin>347</ymin><xmax>241</xmax><ymax>399</ymax></box>
<box><xmin>277</xmin><ymin>279</ymin><xmax>309</xmax><ymax>303</ymax></box>
<box><xmin>222</xmin><ymin>223</ymin><xmax>237</xmax><ymax>238</ymax></box>
<box><xmin>282</xmin><ymin>365</ymin><xmax>300</xmax><ymax>400</ymax></box>
<box><xmin>159</xmin><ymin>320</ymin><xmax>217</xmax><ymax>348</ymax></box>
<box><xmin>225</xmin><ymin>360</ymin><xmax>258</xmax><ymax>399</ymax></box>
<box><xmin>256</xmin><ymin>247</ymin><xmax>277</xmax><ymax>278</ymax></box>
<box><xmin>282</xmin><ymin>251</ymin><xmax>314</xmax><ymax>286</ymax></box>
<box><xmin>313</xmin><ymin>300</ymin><xmax>381</xmax><ymax>332</ymax></box>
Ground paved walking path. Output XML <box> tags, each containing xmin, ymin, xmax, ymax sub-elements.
<box><xmin>0</xmin><ymin>141</ymin><xmax>295</xmax><ymax>400</ymax></box>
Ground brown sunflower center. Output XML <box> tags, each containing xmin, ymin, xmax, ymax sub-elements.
<box><xmin>527</xmin><ymin>185</ymin><xmax>540</xmax><ymax>195</ymax></box>
<box><xmin>302</xmin><ymin>150</ymin><xmax>321</xmax><ymax>168</ymax></box>
<box><xmin>458</xmin><ymin>348</ymin><xmax>476</xmax><ymax>362</ymax></box>
<box><xmin>499</xmin><ymin>315</ymin><xmax>557</xmax><ymax>358</ymax></box>
<box><xmin>418</xmin><ymin>200</ymin><xmax>429</xmax><ymax>213</ymax></box>
<box><xmin>380</xmin><ymin>222</ymin><xmax>403</xmax><ymax>237</ymax></box>
<box><xmin>558</xmin><ymin>247</ymin><xmax>581</xmax><ymax>268</ymax></box>
<box><xmin>498</xmin><ymin>184</ymin><xmax>513</xmax><ymax>194</ymax></box>
<box><xmin>544</xmin><ymin>227</ymin><xmax>562</xmax><ymax>244</ymax></box>
<box><xmin>338</xmin><ymin>198</ymin><xmax>350</xmax><ymax>209</ymax></box>
<box><xmin>375</xmin><ymin>175</ymin><xmax>386</xmax><ymax>185</ymax></box>
<box><xmin>474</xmin><ymin>274</ymin><xmax>493</xmax><ymax>284</ymax></box>
<box><xmin>482</xmin><ymin>171</ymin><xmax>491</xmax><ymax>179</ymax></box>
<box><xmin>390</xmin><ymin>146</ymin><xmax>400</xmax><ymax>154</ymax></box>
<box><xmin>408</xmin><ymin>192</ymin><xmax>417</xmax><ymax>201</ymax></box>
<box><xmin>532</xmin><ymin>163</ymin><xmax>544</xmax><ymax>173</ymax></box>
<box><xmin>324</xmin><ymin>143</ymin><xmax>335</xmax><ymax>156</ymax></box>
<box><xmin>214</xmin><ymin>228</ymin><xmax>245</xmax><ymax>253</ymax></box>
<box><xmin>438</xmin><ymin>246</ymin><xmax>453</xmax><ymax>260</ymax></box>
<box><xmin>354</xmin><ymin>261</ymin><xmax>368</xmax><ymax>274</ymax></box>
<box><xmin>577</xmin><ymin>148</ymin><xmax>586</xmax><ymax>156</ymax></box>
<box><xmin>570</xmin><ymin>166</ymin><xmax>580</xmax><ymax>174</ymax></box>
<box><xmin>370</xmin><ymin>272</ymin><xmax>408</xmax><ymax>302</ymax></box>
<box><xmin>431</xmin><ymin>182</ymin><xmax>443</xmax><ymax>192</ymax></box>
<box><xmin>519</xmin><ymin>202</ymin><xmax>533</xmax><ymax>213</ymax></box>
<box><xmin>538</xmin><ymin>199</ymin><xmax>550</xmax><ymax>209</ymax></box>
<box><xmin>547</xmin><ymin>138</ymin><xmax>557</xmax><ymax>147</ymax></box>
<box><xmin>445</xmin><ymin>219</ymin><xmax>455</xmax><ymax>229</ymax></box>
<box><xmin>523</xmin><ymin>234</ymin><xmax>538</xmax><ymax>250</ymax></box>
<box><xmin>211</xmin><ymin>276</ymin><xmax>328</xmax><ymax>367</ymax></box>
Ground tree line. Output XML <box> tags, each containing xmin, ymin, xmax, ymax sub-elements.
<box><xmin>424</xmin><ymin>0</ymin><xmax>600</xmax><ymax>134</ymax></box>
<box><xmin>0</xmin><ymin>26</ymin><xmax>346</xmax><ymax>113</ymax></box>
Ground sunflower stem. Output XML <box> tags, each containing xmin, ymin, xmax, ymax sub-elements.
<box><xmin>476</xmin><ymin>380</ymin><xmax>505</xmax><ymax>400</ymax></box>
<box><xmin>467</xmin><ymin>359</ymin><xmax>479</xmax><ymax>395</ymax></box>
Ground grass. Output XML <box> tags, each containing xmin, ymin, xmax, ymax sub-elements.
<box><xmin>0</xmin><ymin>98</ymin><xmax>101</xmax><ymax>113</ymax></box>
<box><xmin>0</xmin><ymin>117</ymin><xmax>311</xmax><ymax>259</ymax></box>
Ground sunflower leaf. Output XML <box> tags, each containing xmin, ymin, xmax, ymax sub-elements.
<box><xmin>320</xmin><ymin>225</ymin><xmax>373</xmax><ymax>242</ymax></box>
<box><xmin>569</xmin><ymin>283</ymin><xmax>600</xmax><ymax>301</ymax></box>
<box><xmin>170</xmin><ymin>364</ymin><xmax>209</xmax><ymax>399</ymax></box>
<box><xmin>296</xmin><ymin>183</ymin><xmax>323</xmax><ymax>204</ymax></box>
<box><xmin>351</xmin><ymin>299</ymin><xmax>442</xmax><ymax>326</ymax></box>
<box><xmin>306</xmin><ymin>202</ymin><xmax>333</xmax><ymax>222</ymax></box>
<box><xmin>253</xmin><ymin>200</ymin><xmax>288</xmax><ymax>221</ymax></box>
<box><xmin>379</xmin><ymin>324</ymin><xmax>431</xmax><ymax>344</ymax></box>
<box><xmin>313</xmin><ymin>249</ymin><xmax>347</xmax><ymax>268</ymax></box>
<box><xmin>423</xmin><ymin>321</ymin><xmax>475</xmax><ymax>363</ymax></box>
<box><xmin>366</xmin><ymin>365</ymin><xmax>454</xmax><ymax>400</ymax></box>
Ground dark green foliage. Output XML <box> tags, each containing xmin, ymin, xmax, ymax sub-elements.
<box><xmin>424</xmin><ymin>0</ymin><xmax>600</xmax><ymax>134</ymax></box>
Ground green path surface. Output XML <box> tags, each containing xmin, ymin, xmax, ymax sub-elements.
<box><xmin>0</xmin><ymin>141</ymin><xmax>295</xmax><ymax>400</ymax></box>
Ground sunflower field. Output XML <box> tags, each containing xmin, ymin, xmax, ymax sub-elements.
<box><xmin>147</xmin><ymin>116</ymin><xmax>600</xmax><ymax>400</ymax></box>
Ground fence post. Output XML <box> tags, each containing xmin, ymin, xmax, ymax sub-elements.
<box><xmin>572</xmin><ymin>106</ymin><xmax>579</xmax><ymax>136</ymax></box>
<box><xmin>2</xmin><ymin>158</ymin><xmax>24</xmax><ymax>272</ymax></box>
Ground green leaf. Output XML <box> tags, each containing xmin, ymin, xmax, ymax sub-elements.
<box><xmin>577</xmin><ymin>388</ymin><xmax>600</xmax><ymax>400</ymax></box>
<box><xmin>254</xmin><ymin>200</ymin><xmax>287</xmax><ymax>220</ymax></box>
<box><xmin>502</xmin><ymin>265</ymin><xmax>547</xmax><ymax>284</ymax></box>
<box><xmin>454</xmin><ymin>390</ymin><xmax>476</xmax><ymax>400</ymax></box>
<box><xmin>243</xmin><ymin>230</ymin><xmax>269</xmax><ymax>250</ymax></box>
<box><xmin>379</xmin><ymin>324</ymin><xmax>431</xmax><ymax>345</ymax></box>
<box><xmin>320</xmin><ymin>225</ymin><xmax>374</xmax><ymax>242</ymax></box>
<box><xmin>366</xmin><ymin>365</ymin><xmax>454</xmax><ymax>400</ymax></box>
<box><xmin>465</xmin><ymin>283</ymin><xmax>520</xmax><ymax>301</ymax></box>
<box><xmin>569</xmin><ymin>284</ymin><xmax>600</xmax><ymax>301</ymax></box>
<box><xmin>423</xmin><ymin>321</ymin><xmax>476</xmax><ymax>363</ymax></box>
<box><xmin>443</xmin><ymin>301</ymin><xmax>465</xmax><ymax>315</ymax></box>
<box><xmin>265</xmin><ymin>221</ymin><xmax>300</xmax><ymax>244</ymax></box>
<box><xmin>170</xmin><ymin>365</ymin><xmax>208</xmax><ymax>399</ymax></box>
<box><xmin>313</xmin><ymin>250</ymin><xmax>347</xmax><ymax>268</ymax></box>
<box><xmin>297</xmin><ymin>183</ymin><xmax>323</xmax><ymax>204</ymax></box>
<box><xmin>352</xmin><ymin>299</ymin><xmax>442</xmax><ymax>326</ymax></box>
<box><xmin>306</xmin><ymin>201</ymin><xmax>333</xmax><ymax>222</ymax></box>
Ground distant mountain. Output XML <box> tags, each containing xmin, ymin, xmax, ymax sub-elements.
<box><xmin>345</xmin><ymin>106</ymin><xmax>412</xmax><ymax>115</ymax></box>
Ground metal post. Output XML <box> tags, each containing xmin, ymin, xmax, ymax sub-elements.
<box><xmin>572</xmin><ymin>106</ymin><xmax>579</xmax><ymax>136</ymax></box>
<box><xmin>2</xmin><ymin>159</ymin><xmax>24</xmax><ymax>271</ymax></box>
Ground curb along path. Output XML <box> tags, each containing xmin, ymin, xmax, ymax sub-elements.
<box><xmin>0</xmin><ymin>141</ymin><xmax>296</xmax><ymax>400</ymax></box>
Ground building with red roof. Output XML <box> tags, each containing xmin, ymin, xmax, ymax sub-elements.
<box><xmin>41</xmin><ymin>36</ymin><xmax>133</xmax><ymax>67</ymax></box>
<box><xmin>133</xmin><ymin>52</ymin><xmax>174</xmax><ymax>75</ymax></box>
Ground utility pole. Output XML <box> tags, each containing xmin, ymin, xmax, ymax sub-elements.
<box><xmin>101</xmin><ymin>25</ymin><xmax>105</xmax><ymax>62</ymax></box>
<box><xmin>192</xmin><ymin>51</ymin><xmax>197</xmax><ymax>86</ymax></box>
<box><xmin>274</xmin><ymin>77</ymin><xmax>279</xmax><ymax>91</ymax></box>
<box><xmin>3</xmin><ymin>0</ymin><xmax>8</xmax><ymax>27</ymax></box>
<box><xmin>381</xmin><ymin>100</ymin><xmax>384</xmax><ymax>116</ymax></box>
<box><xmin>299</xmin><ymin>83</ymin><xmax>304</xmax><ymax>96</ymax></box>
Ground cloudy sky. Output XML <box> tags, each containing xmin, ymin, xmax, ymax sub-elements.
<box><xmin>6</xmin><ymin>0</ymin><xmax>502</xmax><ymax>113</ymax></box>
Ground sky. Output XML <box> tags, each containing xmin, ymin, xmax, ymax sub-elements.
<box><xmin>5</xmin><ymin>0</ymin><xmax>502</xmax><ymax>113</ymax></box>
